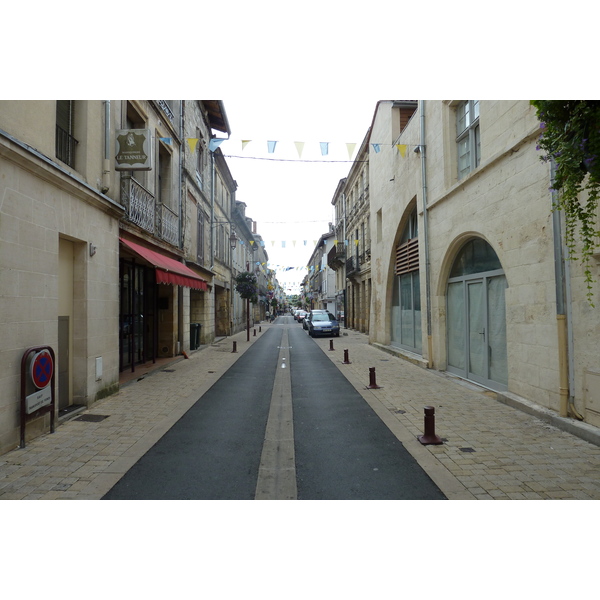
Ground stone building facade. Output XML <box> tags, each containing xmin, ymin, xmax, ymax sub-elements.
<box><xmin>330</xmin><ymin>132</ymin><xmax>371</xmax><ymax>333</ymax></box>
<box><xmin>367</xmin><ymin>100</ymin><xmax>600</xmax><ymax>426</ymax></box>
<box><xmin>0</xmin><ymin>100</ymin><xmax>271</xmax><ymax>454</ymax></box>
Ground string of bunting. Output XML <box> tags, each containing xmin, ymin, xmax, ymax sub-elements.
<box><xmin>237</xmin><ymin>238</ymin><xmax>360</xmax><ymax>249</ymax></box>
<box><xmin>155</xmin><ymin>135</ymin><xmax>417</xmax><ymax>159</ymax></box>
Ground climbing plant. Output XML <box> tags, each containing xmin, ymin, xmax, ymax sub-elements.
<box><xmin>234</xmin><ymin>271</ymin><xmax>258</xmax><ymax>304</ymax></box>
<box><xmin>531</xmin><ymin>100</ymin><xmax>600</xmax><ymax>304</ymax></box>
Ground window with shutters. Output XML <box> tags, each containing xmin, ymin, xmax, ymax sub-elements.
<box><xmin>394</xmin><ymin>208</ymin><xmax>419</xmax><ymax>275</ymax></box>
<box><xmin>55</xmin><ymin>100</ymin><xmax>78</xmax><ymax>167</ymax></box>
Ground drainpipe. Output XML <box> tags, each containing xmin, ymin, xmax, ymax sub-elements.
<box><xmin>101</xmin><ymin>101</ymin><xmax>111</xmax><ymax>193</ymax></box>
<box><xmin>343</xmin><ymin>192</ymin><xmax>347</xmax><ymax>328</ymax></box>
<box><xmin>179</xmin><ymin>101</ymin><xmax>183</xmax><ymax>250</ymax></box>
<box><xmin>418</xmin><ymin>100</ymin><xmax>433</xmax><ymax>368</ymax></box>
<box><xmin>177</xmin><ymin>101</ymin><xmax>184</xmax><ymax>353</ymax></box>
<box><xmin>210</xmin><ymin>150</ymin><xmax>215</xmax><ymax>271</ymax></box>
<box><xmin>551</xmin><ymin>159</ymin><xmax>583</xmax><ymax>420</ymax></box>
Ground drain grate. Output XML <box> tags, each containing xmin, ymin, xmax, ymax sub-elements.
<box><xmin>459</xmin><ymin>447</ymin><xmax>476</xmax><ymax>453</ymax></box>
<box><xmin>74</xmin><ymin>414</ymin><xmax>109</xmax><ymax>423</ymax></box>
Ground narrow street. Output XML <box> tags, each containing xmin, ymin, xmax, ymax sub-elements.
<box><xmin>102</xmin><ymin>316</ymin><xmax>445</xmax><ymax>500</ymax></box>
<box><xmin>2</xmin><ymin>317</ymin><xmax>600</xmax><ymax>501</ymax></box>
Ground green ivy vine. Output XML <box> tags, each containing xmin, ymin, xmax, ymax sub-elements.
<box><xmin>531</xmin><ymin>100</ymin><xmax>600</xmax><ymax>305</ymax></box>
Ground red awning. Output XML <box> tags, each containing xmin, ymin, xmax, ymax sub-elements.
<box><xmin>119</xmin><ymin>238</ymin><xmax>208</xmax><ymax>291</ymax></box>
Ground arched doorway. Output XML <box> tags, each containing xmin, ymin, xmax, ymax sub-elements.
<box><xmin>446</xmin><ymin>238</ymin><xmax>508</xmax><ymax>390</ymax></box>
<box><xmin>391</xmin><ymin>207</ymin><xmax>421</xmax><ymax>353</ymax></box>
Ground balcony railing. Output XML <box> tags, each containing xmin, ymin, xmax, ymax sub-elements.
<box><xmin>160</xmin><ymin>204</ymin><xmax>179</xmax><ymax>246</ymax></box>
<box><xmin>346</xmin><ymin>256</ymin><xmax>359</xmax><ymax>277</ymax></box>
<box><xmin>327</xmin><ymin>245</ymin><xmax>346</xmax><ymax>270</ymax></box>
<box><xmin>55</xmin><ymin>125</ymin><xmax>78</xmax><ymax>168</ymax></box>
<box><xmin>121</xmin><ymin>176</ymin><xmax>155</xmax><ymax>233</ymax></box>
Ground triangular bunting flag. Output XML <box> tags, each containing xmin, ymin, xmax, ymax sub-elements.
<box><xmin>320</xmin><ymin>142</ymin><xmax>329</xmax><ymax>156</ymax></box>
<box><xmin>242</xmin><ymin>140</ymin><xmax>252</xmax><ymax>150</ymax></box>
<box><xmin>372</xmin><ymin>143</ymin><xmax>381</xmax><ymax>153</ymax></box>
<box><xmin>294</xmin><ymin>142</ymin><xmax>304</xmax><ymax>158</ymax></box>
<box><xmin>397</xmin><ymin>144</ymin><xmax>407</xmax><ymax>157</ymax></box>
<box><xmin>267</xmin><ymin>141</ymin><xmax>277</xmax><ymax>153</ymax></box>
<box><xmin>187</xmin><ymin>138</ymin><xmax>199</xmax><ymax>153</ymax></box>
<box><xmin>346</xmin><ymin>143</ymin><xmax>356</xmax><ymax>159</ymax></box>
<box><xmin>209</xmin><ymin>138</ymin><xmax>226</xmax><ymax>152</ymax></box>
<box><xmin>159</xmin><ymin>137</ymin><xmax>172</xmax><ymax>144</ymax></box>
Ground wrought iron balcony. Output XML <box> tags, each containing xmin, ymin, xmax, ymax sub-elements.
<box><xmin>346</xmin><ymin>255</ymin><xmax>359</xmax><ymax>277</ymax></box>
<box><xmin>327</xmin><ymin>245</ymin><xmax>346</xmax><ymax>270</ymax></box>
<box><xmin>160</xmin><ymin>204</ymin><xmax>179</xmax><ymax>246</ymax></box>
<box><xmin>121</xmin><ymin>176</ymin><xmax>155</xmax><ymax>234</ymax></box>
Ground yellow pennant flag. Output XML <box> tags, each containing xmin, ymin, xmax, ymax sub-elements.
<box><xmin>242</xmin><ymin>140</ymin><xmax>252</xmax><ymax>151</ymax></box>
<box><xmin>294</xmin><ymin>142</ymin><xmax>305</xmax><ymax>158</ymax></box>
<box><xmin>396</xmin><ymin>144</ymin><xmax>407</xmax><ymax>157</ymax></box>
<box><xmin>187</xmin><ymin>138</ymin><xmax>199</xmax><ymax>153</ymax></box>
<box><xmin>355</xmin><ymin>239</ymin><xmax>359</xmax><ymax>246</ymax></box>
<box><xmin>346</xmin><ymin>143</ymin><xmax>357</xmax><ymax>159</ymax></box>
<box><xmin>250</xmin><ymin>240</ymin><xmax>254</xmax><ymax>246</ymax></box>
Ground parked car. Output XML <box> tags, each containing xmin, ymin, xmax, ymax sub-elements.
<box><xmin>296</xmin><ymin>310</ymin><xmax>308</xmax><ymax>324</ymax></box>
<box><xmin>304</xmin><ymin>309</ymin><xmax>327</xmax><ymax>330</ymax></box>
<box><xmin>308</xmin><ymin>312</ymin><xmax>340</xmax><ymax>337</ymax></box>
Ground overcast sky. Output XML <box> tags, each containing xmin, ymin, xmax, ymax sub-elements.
<box><xmin>218</xmin><ymin>96</ymin><xmax>378</xmax><ymax>294</ymax></box>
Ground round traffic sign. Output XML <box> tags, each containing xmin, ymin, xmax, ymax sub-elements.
<box><xmin>31</xmin><ymin>350</ymin><xmax>53</xmax><ymax>389</ymax></box>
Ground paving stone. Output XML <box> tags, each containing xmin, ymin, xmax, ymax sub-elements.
<box><xmin>2</xmin><ymin>324</ymin><xmax>600</xmax><ymax>500</ymax></box>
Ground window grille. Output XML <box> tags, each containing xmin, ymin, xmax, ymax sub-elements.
<box><xmin>56</xmin><ymin>100</ymin><xmax>77</xmax><ymax>167</ymax></box>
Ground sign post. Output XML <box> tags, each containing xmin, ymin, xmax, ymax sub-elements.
<box><xmin>20</xmin><ymin>346</ymin><xmax>56</xmax><ymax>448</ymax></box>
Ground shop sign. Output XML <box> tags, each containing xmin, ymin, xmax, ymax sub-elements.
<box><xmin>115</xmin><ymin>129</ymin><xmax>152</xmax><ymax>171</ymax></box>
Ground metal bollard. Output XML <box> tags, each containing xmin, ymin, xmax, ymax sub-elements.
<box><xmin>253</xmin><ymin>328</ymin><xmax>257</xmax><ymax>336</ymax></box>
<box><xmin>342</xmin><ymin>349</ymin><xmax>351</xmax><ymax>364</ymax></box>
<box><xmin>366</xmin><ymin>367</ymin><xmax>382</xmax><ymax>389</ymax></box>
<box><xmin>329</xmin><ymin>339</ymin><xmax>335</xmax><ymax>351</ymax></box>
<box><xmin>418</xmin><ymin>406</ymin><xmax>443</xmax><ymax>445</ymax></box>
<box><xmin>232</xmin><ymin>341</ymin><xmax>237</xmax><ymax>353</ymax></box>
<box><xmin>259</xmin><ymin>326</ymin><xmax>262</xmax><ymax>332</ymax></box>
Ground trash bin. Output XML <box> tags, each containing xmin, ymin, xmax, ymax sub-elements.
<box><xmin>190</xmin><ymin>323</ymin><xmax>201</xmax><ymax>350</ymax></box>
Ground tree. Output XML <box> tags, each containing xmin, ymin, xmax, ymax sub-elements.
<box><xmin>234</xmin><ymin>272</ymin><xmax>258</xmax><ymax>304</ymax></box>
<box><xmin>531</xmin><ymin>100</ymin><xmax>600</xmax><ymax>304</ymax></box>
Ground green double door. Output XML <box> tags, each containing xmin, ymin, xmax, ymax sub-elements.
<box><xmin>447</xmin><ymin>272</ymin><xmax>508</xmax><ymax>390</ymax></box>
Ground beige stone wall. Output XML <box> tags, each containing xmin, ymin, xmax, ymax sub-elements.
<box><xmin>368</xmin><ymin>100</ymin><xmax>600</xmax><ymax>421</ymax></box>
<box><xmin>0</xmin><ymin>144</ymin><xmax>121</xmax><ymax>453</ymax></box>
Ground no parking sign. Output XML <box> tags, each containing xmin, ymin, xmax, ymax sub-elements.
<box><xmin>31</xmin><ymin>349</ymin><xmax>53</xmax><ymax>390</ymax></box>
<box><xmin>21</xmin><ymin>346</ymin><xmax>56</xmax><ymax>447</ymax></box>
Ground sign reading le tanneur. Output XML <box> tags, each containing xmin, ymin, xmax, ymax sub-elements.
<box><xmin>115</xmin><ymin>129</ymin><xmax>153</xmax><ymax>171</ymax></box>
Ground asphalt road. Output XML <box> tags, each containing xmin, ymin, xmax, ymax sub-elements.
<box><xmin>103</xmin><ymin>317</ymin><xmax>445</xmax><ymax>500</ymax></box>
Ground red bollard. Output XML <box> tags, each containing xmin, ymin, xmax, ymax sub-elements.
<box><xmin>342</xmin><ymin>349</ymin><xmax>351</xmax><ymax>364</ymax></box>
<box><xmin>329</xmin><ymin>339</ymin><xmax>335</xmax><ymax>351</ymax></box>
<box><xmin>418</xmin><ymin>406</ymin><xmax>443</xmax><ymax>445</ymax></box>
<box><xmin>366</xmin><ymin>367</ymin><xmax>382</xmax><ymax>389</ymax></box>
<box><xmin>232</xmin><ymin>341</ymin><xmax>237</xmax><ymax>353</ymax></box>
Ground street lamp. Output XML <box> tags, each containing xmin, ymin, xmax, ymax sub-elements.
<box><xmin>229</xmin><ymin>229</ymin><xmax>238</xmax><ymax>250</ymax></box>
